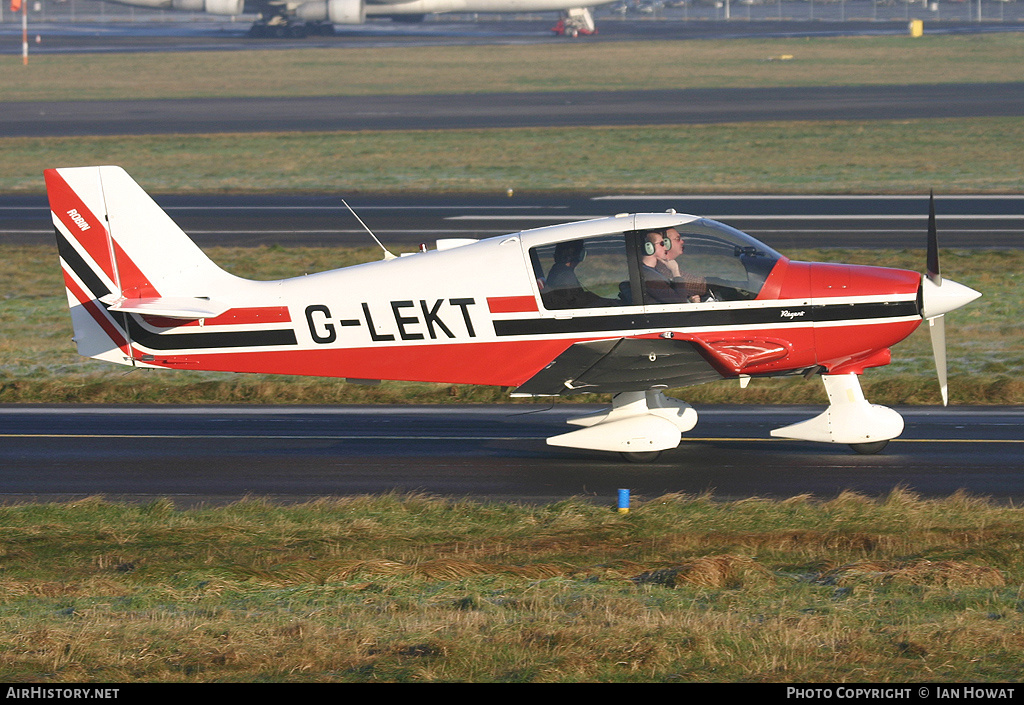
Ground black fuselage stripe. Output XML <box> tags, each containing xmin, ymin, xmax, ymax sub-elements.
<box><xmin>57</xmin><ymin>229</ymin><xmax>298</xmax><ymax>351</ymax></box>
<box><xmin>125</xmin><ymin>318</ymin><xmax>298</xmax><ymax>351</ymax></box>
<box><xmin>492</xmin><ymin>301</ymin><xmax>919</xmax><ymax>337</ymax></box>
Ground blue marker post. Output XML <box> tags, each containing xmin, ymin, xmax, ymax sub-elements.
<box><xmin>617</xmin><ymin>489</ymin><xmax>630</xmax><ymax>514</ymax></box>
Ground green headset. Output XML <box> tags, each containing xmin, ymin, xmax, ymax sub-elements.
<box><xmin>643</xmin><ymin>231</ymin><xmax>671</xmax><ymax>256</ymax></box>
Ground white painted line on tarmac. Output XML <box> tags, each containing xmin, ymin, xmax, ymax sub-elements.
<box><xmin>593</xmin><ymin>194</ymin><xmax>1024</xmax><ymax>201</ymax></box>
<box><xmin>2</xmin><ymin>432</ymin><xmax>1021</xmax><ymax>445</ymax></box>
<box><xmin>444</xmin><ymin>215</ymin><xmax>599</xmax><ymax>221</ymax></box>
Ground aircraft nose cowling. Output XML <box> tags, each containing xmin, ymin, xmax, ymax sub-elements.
<box><xmin>920</xmin><ymin>276</ymin><xmax>982</xmax><ymax>319</ymax></box>
<box><xmin>807</xmin><ymin>262</ymin><xmax>922</xmax><ymax>299</ymax></box>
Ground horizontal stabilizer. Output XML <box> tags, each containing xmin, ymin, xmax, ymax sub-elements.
<box><xmin>100</xmin><ymin>295</ymin><xmax>231</xmax><ymax>320</ymax></box>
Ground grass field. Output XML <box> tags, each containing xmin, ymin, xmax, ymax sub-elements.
<box><xmin>5</xmin><ymin>117</ymin><xmax>1024</xmax><ymax>194</ymax></box>
<box><xmin>4</xmin><ymin>35</ymin><xmax>1023</xmax><ymax>101</ymax></box>
<box><xmin>1</xmin><ymin>492</ymin><xmax>1022</xmax><ymax>682</ymax></box>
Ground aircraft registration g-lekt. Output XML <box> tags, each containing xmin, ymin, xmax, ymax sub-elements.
<box><xmin>45</xmin><ymin>166</ymin><xmax>981</xmax><ymax>461</ymax></box>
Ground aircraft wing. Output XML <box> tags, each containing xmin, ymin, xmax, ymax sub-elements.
<box><xmin>513</xmin><ymin>337</ymin><xmax>725</xmax><ymax>396</ymax></box>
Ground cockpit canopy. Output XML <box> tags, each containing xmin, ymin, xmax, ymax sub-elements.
<box><xmin>529</xmin><ymin>218</ymin><xmax>782</xmax><ymax>310</ymax></box>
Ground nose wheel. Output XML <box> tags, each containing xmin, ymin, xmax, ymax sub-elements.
<box><xmin>849</xmin><ymin>440</ymin><xmax>890</xmax><ymax>455</ymax></box>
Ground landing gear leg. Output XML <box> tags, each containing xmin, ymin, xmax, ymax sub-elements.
<box><xmin>552</xmin><ymin>7</ymin><xmax>597</xmax><ymax>37</ymax></box>
<box><xmin>248</xmin><ymin>12</ymin><xmax>325</xmax><ymax>38</ymax></box>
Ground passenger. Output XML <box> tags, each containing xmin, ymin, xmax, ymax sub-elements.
<box><xmin>543</xmin><ymin>240</ymin><xmax>619</xmax><ymax>309</ymax></box>
<box><xmin>545</xmin><ymin>241</ymin><xmax>586</xmax><ymax>292</ymax></box>
<box><xmin>640</xmin><ymin>229</ymin><xmax>702</xmax><ymax>304</ymax></box>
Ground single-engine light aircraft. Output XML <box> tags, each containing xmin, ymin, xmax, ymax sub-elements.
<box><xmin>45</xmin><ymin>166</ymin><xmax>981</xmax><ymax>461</ymax></box>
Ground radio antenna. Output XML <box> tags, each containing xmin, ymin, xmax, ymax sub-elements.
<box><xmin>342</xmin><ymin>199</ymin><xmax>396</xmax><ymax>260</ymax></box>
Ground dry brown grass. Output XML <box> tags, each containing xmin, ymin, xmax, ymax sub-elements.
<box><xmin>230</xmin><ymin>557</ymin><xmax>573</xmax><ymax>584</ymax></box>
<box><xmin>1</xmin><ymin>493</ymin><xmax>1022</xmax><ymax>681</ymax></box>
<box><xmin>823</xmin><ymin>559</ymin><xmax>1007</xmax><ymax>589</ymax></box>
<box><xmin>632</xmin><ymin>555</ymin><xmax>774</xmax><ymax>589</ymax></box>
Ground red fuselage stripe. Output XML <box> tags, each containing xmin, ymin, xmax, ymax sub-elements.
<box><xmin>487</xmin><ymin>296</ymin><xmax>540</xmax><ymax>314</ymax></box>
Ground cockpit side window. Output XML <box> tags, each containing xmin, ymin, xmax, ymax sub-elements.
<box><xmin>531</xmin><ymin>234</ymin><xmax>634</xmax><ymax>310</ymax></box>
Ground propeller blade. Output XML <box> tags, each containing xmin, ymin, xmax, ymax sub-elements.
<box><xmin>926</xmin><ymin>191</ymin><xmax>941</xmax><ymax>285</ymax></box>
<box><xmin>928</xmin><ymin>314</ymin><xmax>949</xmax><ymax>406</ymax></box>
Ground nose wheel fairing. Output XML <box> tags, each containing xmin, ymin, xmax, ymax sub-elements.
<box><xmin>770</xmin><ymin>373</ymin><xmax>904</xmax><ymax>449</ymax></box>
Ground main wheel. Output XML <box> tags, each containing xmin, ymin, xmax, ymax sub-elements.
<box><xmin>849</xmin><ymin>440</ymin><xmax>889</xmax><ymax>455</ymax></box>
<box><xmin>620</xmin><ymin>450</ymin><xmax>662</xmax><ymax>463</ymax></box>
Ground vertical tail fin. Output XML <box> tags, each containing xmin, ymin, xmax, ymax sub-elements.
<box><xmin>45</xmin><ymin>166</ymin><xmax>237</xmax><ymax>365</ymax></box>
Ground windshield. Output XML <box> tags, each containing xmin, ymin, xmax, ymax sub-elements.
<box><xmin>659</xmin><ymin>219</ymin><xmax>782</xmax><ymax>302</ymax></box>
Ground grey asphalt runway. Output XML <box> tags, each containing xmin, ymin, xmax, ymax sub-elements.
<box><xmin>7</xmin><ymin>83</ymin><xmax>1024</xmax><ymax>137</ymax></box>
<box><xmin>2</xmin><ymin>405</ymin><xmax>1022</xmax><ymax>506</ymax></box>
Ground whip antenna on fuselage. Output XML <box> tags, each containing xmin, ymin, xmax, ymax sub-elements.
<box><xmin>342</xmin><ymin>199</ymin><xmax>396</xmax><ymax>260</ymax></box>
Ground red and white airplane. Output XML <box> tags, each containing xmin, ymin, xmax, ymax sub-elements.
<box><xmin>45</xmin><ymin>166</ymin><xmax>980</xmax><ymax>461</ymax></box>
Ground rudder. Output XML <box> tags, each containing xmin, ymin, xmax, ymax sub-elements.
<box><xmin>45</xmin><ymin>165</ymin><xmax>237</xmax><ymax>365</ymax></box>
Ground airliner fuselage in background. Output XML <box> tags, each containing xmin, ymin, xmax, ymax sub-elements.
<box><xmin>96</xmin><ymin>0</ymin><xmax>604</xmax><ymax>37</ymax></box>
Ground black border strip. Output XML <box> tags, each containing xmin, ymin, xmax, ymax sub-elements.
<box><xmin>56</xmin><ymin>228</ymin><xmax>111</xmax><ymax>300</ymax></box>
<box><xmin>125</xmin><ymin>318</ymin><xmax>297</xmax><ymax>351</ymax></box>
<box><xmin>493</xmin><ymin>301</ymin><xmax>919</xmax><ymax>337</ymax></box>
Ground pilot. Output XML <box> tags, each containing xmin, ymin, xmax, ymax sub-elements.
<box><xmin>640</xmin><ymin>229</ymin><xmax>702</xmax><ymax>304</ymax></box>
<box><xmin>543</xmin><ymin>240</ymin><xmax>618</xmax><ymax>309</ymax></box>
<box><xmin>658</xmin><ymin>228</ymin><xmax>709</xmax><ymax>303</ymax></box>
